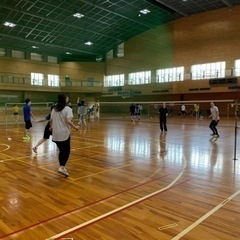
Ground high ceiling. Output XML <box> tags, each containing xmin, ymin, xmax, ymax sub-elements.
<box><xmin>0</xmin><ymin>0</ymin><xmax>239</xmax><ymax>62</ymax></box>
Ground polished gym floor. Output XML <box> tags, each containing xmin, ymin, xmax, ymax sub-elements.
<box><xmin>0</xmin><ymin>115</ymin><xmax>239</xmax><ymax>240</ymax></box>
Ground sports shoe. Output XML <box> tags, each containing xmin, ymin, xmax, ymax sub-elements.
<box><xmin>23</xmin><ymin>135</ymin><xmax>30</xmax><ymax>140</ymax></box>
<box><xmin>214</xmin><ymin>134</ymin><xmax>220</xmax><ymax>138</ymax></box>
<box><xmin>58</xmin><ymin>166</ymin><xmax>69</xmax><ymax>177</ymax></box>
<box><xmin>32</xmin><ymin>146</ymin><xmax>37</xmax><ymax>153</ymax></box>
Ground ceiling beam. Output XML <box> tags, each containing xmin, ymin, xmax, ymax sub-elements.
<box><xmin>154</xmin><ymin>0</ymin><xmax>188</xmax><ymax>16</ymax></box>
<box><xmin>221</xmin><ymin>0</ymin><xmax>233</xmax><ymax>7</ymax></box>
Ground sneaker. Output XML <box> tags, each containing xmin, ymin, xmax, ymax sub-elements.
<box><xmin>23</xmin><ymin>135</ymin><xmax>30</xmax><ymax>140</ymax></box>
<box><xmin>210</xmin><ymin>133</ymin><xmax>214</xmax><ymax>136</ymax></box>
<box><xmin>32</xmin><ymin>146</ymin><xmax>37</xmax><ymax>153</ymax></box>
<box><xmin>214</xmin><ymin>134</ymin><xmax>220</xmax><ymax>138</ymax></box>
<box><xmin>58</xmin><ymin>166</ymin><xmax>69</xmax><ymax>177</ymax></box>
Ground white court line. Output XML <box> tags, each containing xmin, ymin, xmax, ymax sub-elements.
<box><xmin>0</xmin><ymin>144</ymin><xmax>10</xmax><ymax>152</ymax></box>
<box><xmin>172</xmin><ymin>189</ymin><xmax>240</xmax><ymax>240</ymax></box>
<box><xmin>46</xmin><ymin>157</ymin><xmax>187</xmax><ymax>240</ymax></box>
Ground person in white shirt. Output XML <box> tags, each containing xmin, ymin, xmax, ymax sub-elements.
<box><xmin>95</xmin><ymin>100</ymin><xmax>100</xmax><ymax>119</ymax></box>
<box><xmin>77</xmin><ymin>98</ymin><xmax>87</xmax><ymax>127</ymax></box>
<box><xmin>209</xmin><ymin>102</ymin><xmax>220</xmax><ymax>138</ymax></box>
<box><xmin>50</xmin><ymin>93</ymin><xmax>79</xmax><ymax>177</ymax></box>
<box><xmin>181</xmin><ymin>104</ymin><xmax>187</xmax><ymax>116</ymax></box>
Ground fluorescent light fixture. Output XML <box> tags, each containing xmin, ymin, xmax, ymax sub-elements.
<box><xmin>73</xmin><ymin>13</ymin><xmax>84</xmax><ymax>18</ymax></box>
<box><xmin>66</xmin><ymin>52</ymin><xmax>72</xmax><ymax>55</ymax></box>
<box><xmin>32</xmin><ymin>46</ymin><xmax>39</xmax><ymax>49</ymax></box>
<box><xmin>139</xmin><ymin>9</ymin><xmax>150</xmax><ymax>14</ymax></box>
<box><xmin>85</xmin><ymin>41</ymin><xmax>93</xmax><ymax>46</ymax></box>
<box><xmin>3</xmin><ymin>21</ymin><xmax>16</xmax><ymax>27</ymax></box>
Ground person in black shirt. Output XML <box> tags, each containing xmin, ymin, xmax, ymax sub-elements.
<box><xmin>130</xmin><ymin>103</ymin><xmax>136</xmax><ymax>121</ymax></box>
<box><xmin>159</xmin><ymin>103</ymin><xmax>168</xmax><ymax>132</ymax></box>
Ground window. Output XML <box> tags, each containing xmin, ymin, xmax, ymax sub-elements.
<box><xmin>0</xmin><ymin>48</ymin><xmax>6</xmax><ymax>56</ymax></box>
<box><xmin>47</xmin><ymin>56</ymin><xmax>58</xmax><ymax>63</ymax></box>
<box><xmin>128</xmin><ymin>71</ymin><xmax>151</xmax><ymax>85</ymax></box>
<box><xmin>30</xmin><ymin>53</ymin><xmax>43</xmax><ymax>61</ymax></box>
<box><xmin>156</xmin><ymin>67</ymin><xmax>184</xmax><ymax>83</ymax></box>
<box><xmin>12</xmin><ymin>50</ymin><xmax>25</xmax><ymax>59</ymax></box>
<box><xmin>235</xmin><ymin>60</ymin><xmax>240</xmax><ymax>76</ymax></box>
<box><xmin>191</xmin><ymin>61</ymin><xmax>225</xmax><ymax>80</ymax></box>
<box><xmin>117</xmin><ymin>43</ymin><xmax>124</xmax><ymax>57</ymax></box>
<box><xmin>31</xmin><ymin>73</ymin><xmax>44</xmax><ymax>85</ymax></box>
<box><xmin>48</xmin><ymin>74</ymin><xmax>59</xmax><ymax>86</ymax></box>
<box><xmin>104</xmin><ymin>74</ymin><xmax>124</xmax><ymax>87</ymax></box>
<box><xmin>106</xmin><ymin>50</ymin><xmax>113</xmax><ymax>60</ymax></box>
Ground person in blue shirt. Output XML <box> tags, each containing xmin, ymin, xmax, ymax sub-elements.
<box><xmin>23</xmin><ymin>98</ymin><xmax>35</xmax><ymax>140</ymax></box>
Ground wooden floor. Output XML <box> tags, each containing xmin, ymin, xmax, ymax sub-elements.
<box><xmin>0</xmin><ymin>115</ymin><xmax>240</xmax><ymax>240</ymax></box>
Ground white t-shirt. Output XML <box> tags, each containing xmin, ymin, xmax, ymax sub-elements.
<box><xmin>181</xmin><ymin>105</ymin><xmax>186</xmax><ymax>111</ymax></box>
<box><xmin>210</xmin><ymin>106</ymin><xmax>219</xmax><ymax>121</ymax></box>
<box><xmin>51</xmin><ymin>106</ymin><xmax>73</xmax><ymax>141</ymax></box>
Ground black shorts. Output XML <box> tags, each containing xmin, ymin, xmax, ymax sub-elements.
<box><xmin>210</xmin><ymin>120</ymin><xmax>219</xmax><ymax>127</ymax></box>
<box><xmin>25</xmin><ymin>120</ymin><xmax>32</xmax><ymax>129</ymax></box>
<box><xmin>43</xmin><ymin>122</ymin><xmax>52</xmax><ymax>139</ymax></box>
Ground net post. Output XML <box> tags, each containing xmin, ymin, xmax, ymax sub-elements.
<box><xmin>233</xmin><ymin>99</ymin><xmax>238</xmax><ymax>160</ymax></box>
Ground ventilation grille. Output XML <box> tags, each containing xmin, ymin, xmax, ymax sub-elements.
<box><xmin>102</xmin><ymin>92</ymin><xmax>120</xmax><ymax>97</ymax></box>
<box><xmin>189</xmin><ymin>88</ymin><xmax>210</xmax><ymax>91</ymax></box>
<box><xmin>229</xmin><ymin>86</ymin><xmax>240</xmax><ymax>90</ymax></box>
<box><xmin>209</xmin><ymin>78</ymin><xmax>237</xmax><ymax>85</ymax></box>
<box><xmin>152</xmin><ymin>90</ymin><xmax>169</xmax><ymax>93</ymax></box>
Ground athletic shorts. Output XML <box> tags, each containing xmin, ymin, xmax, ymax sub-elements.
<box><xmin>43</xmin><ymin>122</ymin><xmax>52</xmax><ymax>139</ymax></box>
<box><xmin>25</xmin><ymin>120</ymin><xmax>32</xmax><ymax>129</ymax></box>
<box><xmin>79</xmin><ymin>114</ymin><xmax>86</xmax><ymax>121</ymax></box>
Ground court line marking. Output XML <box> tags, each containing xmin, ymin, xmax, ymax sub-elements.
<box><xmin>72</xmin><ymin>162</ymin><xmax>136</xmax><ymax>180</ymax></box>
<box><xmin>0</xmin><ymin>145</ymin><xmax>137</xmax><ymax>180</ymax></box>
<box><xmin>0</xmin><ymin>144</ymin><xmax>10</xmax><ymax>162</ymax></box>
<box><xmin>171</xmin><ymin>189</ymin><xmax>240</xmax><ymax>240</ymax></box>
<box><xmin>0</xmin><ymin>155</ymin><xmax>36</xmax><ymax>163</ymax></box>
<box><xmin>0</xmin><ymin>152</ymin><xmax>12</xmax><ymax>160</ymax></box>
<box><xmin>0</xmin><ymin>144</ymin><xmax>10</xmax><ymax>152</ymax></box>
<box><xmin>72</xmin><ymin>144</ymin><xmax>103</xmax><ymax>150</ymax></box>
<box><xmin>45</xmin><ymin>157</ymin><xmax>187</xmax><ymax>240</ymax></box>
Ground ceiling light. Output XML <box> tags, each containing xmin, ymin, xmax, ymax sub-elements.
<box><xmin>73</xmin><ymin>13</ymin><xmax>84</xmax><ymax>18</ymax></box>
<box><xmin>3</xmin><ymin>22</ymin><xmax>16</xmax><ymax>27</ymax></box>
<box><xmin>66</xmin><ymin>52</ymin><xmax>72</xmax><ymax>55</ymax></box>
<box><xmin>139</xmin><ymin>9</ymin><xmax>150</xmax><ymax>15</ymax></box>
<box><xmin>32</xmin><ymin>46</ymin><xmax>39</xmax><ymax>49</ymax></box>
<box><xmin>85</xmin><ymin>41</ymin><xmax>93</xmax><ymax>46</ymax></box>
